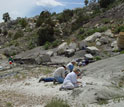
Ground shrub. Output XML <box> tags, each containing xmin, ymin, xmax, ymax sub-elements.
<box><xmin>37</xmin><ymin>26</ymin><xmax>55</xmax><ymax>46</ymax></box>
<box><xmin>57</xmin><ymin>9</ymin><xmax>73</xmax><ymax>23</ymax></box>
<box><xmin>102</xmin><ymin>18</ymin><xmax>110</xmax><ymax>24</ymax></box>
<box><xmin>0</xmin><ymin>28</ymin><xmax>2</xmax><ymax>34</ymax></box>
<box><xmin>99</xmin><ymin>0</ymin><xmax>115</xmax><ymax>8</ymax></box>
<box><xmin>94</xmin><ymin>56</ymin><xmax>101</xmax><ymax>61</ymax></box>
<box><xmin>3</xmin><ymin>29</ymin><xmax>8</xmax><ymax>35</ymax></box>
<box><xmin>8</xmin><ymin>31</ymin><xmax>13</xmax><ymax>38</ymax></box>
<box><xmin>18</xmin><ymin>18</ymin><xmax>28</xmax><ymax>28</ymax></box>
<box><xmin>36</xmin><ymin>11</ymin><xmax>51</xmax><ymax>27</ymax></box>
<box><xmin>13</xmin><ymin>29</ymin><xmax>23</xmax><ymax>40</ymax></box>
<box><xmin>120</xmin><ymin>50</ymin><xmax>124</xmax><ymax>54</ymax></box>
<box><xmin>51</xmin><ymin>40</ymin><xmax>61</xmax><ymax>48</ymax></box>
<box><xmin>43</xmin><ymin>41</ymin><xmax>51</xmax><ymax>50</ymax></box>
<box><xmin>45</xmin><ymin>98</ymin><xmax>70</xmax><ymax>107</ymax></box>
<box><xmin>114</xmin><ymin>25</ymin><xmax>124</xmax><ymax>33</ymax></box>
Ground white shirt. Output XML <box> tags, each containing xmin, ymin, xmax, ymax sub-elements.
<box><xmin>63</xmin><ymin>72</ymin><xmax>77</xmax><ymax>85</ymax></box>
<box><xmin>53</xmin><ymin>67</ymin><xmax>65</xmax><ymax>78</ymax></box>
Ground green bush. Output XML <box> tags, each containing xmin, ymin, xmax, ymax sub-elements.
<box><xmin>114</xmin><ymin>25</ymin><xmax>124</xmax><ymax>33</ymax></box>
<box><xmin>51</xmin><ymin>40</ymin><xmax>61</xmax><ymax>48</ymax></box>
<box><xmin>120</xmin><ymin>50</ymin><xmax>124</xmax><ymax>54</ymax></box>
<box><xmin>99</xmin><ymin>0</ymin><xmax>115</xmax><ymax>8</ymax></box>
<box><xmin>13</xmin><ymin>29</ymin><xmax>23</xmax><ymax>40</ymax></box>
<box><xmin>18</xmin><ymin>18</ymin><xmax>28</xmax><ymax>28</ymax></box>
<box><xmin>94</xmin><ymin>56</ymin><xmax>101</xmax><ymax>61</ymax></box>
<box><xmin>45</xmin><ymin>98</ymin><xmax>70</xmax><ymax>107</ymax></box>
<box><xmin>57</xmin><ymin>9</ymin><xmax>73</xmax><ymax>23</ymax></box>
<box><xmin>3</xmin><ymin>29</ymin><xmax>8</xmax><ymax>35</ymax></box>
<box><xmin>36</xmin><ymin>11</ymin><xmax>51</xmax><ymax>27</ymax></box>
<box><xmin>77</xmin><ymin>26</ymin><xmax>108</xmax><ymax>40</ymax></box>
<box><xmin>0</xmin><ymin>28</ymin><xmax>2</xmax><ymax>34</ymax></box>
<box><xmin>43</xmin><ymin>41</ymin><xmax>51</xmax><ymax>50</ymax></box>
<box><xmin>37</xmin><ymin>26</ymin><xmax>55</xmax><ymax>46</ymax></box>
<box><xmin>102</xmin><ymin>18</ymin><xmax>110</xmax><ymax>24</ymax></box>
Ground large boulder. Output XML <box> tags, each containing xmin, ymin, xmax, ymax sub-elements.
<box><xmin>111</xmin><ymin>41</ymin><xmax>118</xmax><ymax>51</ymax></box>
<box><xmin>65</xmin><ymin>49</ymin><xmax>75</xmax><ymax>57</ymax></box>
<box><xmin>84</xmin><ymin>54</ymin><xmax>94</xmax><ymax>60</ymax></box>
<box><xmin>35</xmin><ymin>54</ymin><xmax>51</xmax><ymax>64</ymax></box>
<box><xmin>46</xmin><ymin>51</ymin><xmax>54</xmax><ymax>57</ymax></box>
<box><xmin>57</xmin><ymin>42</ymin><xmax>69</xmax><ymax>55</ymax></box>
<box><xmin>84</xmin><ymin>32</ymin><xmax>102</xmax><ymax>42</ymax></box>
<box><xmin>103</xmin><ymin>29</ymin><xmax>114</xmax><ymax>38</ymax></box>
<box><xmin>69</xmin><ymin>42</ymin><xmax>77</xmax><ymax>50</ymax></box>
<box><xmin>86</xmin><ymin>46</ymin><xmax>99</xmax><ymax>54</ymax></box>
<box><xmin>99</xmin><ymin>36</ymin><xmax>109</xmax><ymax>44</ymax></box>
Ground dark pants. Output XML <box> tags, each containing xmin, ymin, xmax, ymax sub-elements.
<box><xmin>42</xmin><ymin>77</ymin><xmax>55</xmax><ymax>82</ymax></box>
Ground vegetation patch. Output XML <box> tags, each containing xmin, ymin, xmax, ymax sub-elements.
<box><xmin>45</xmin><ymin>98</ymin><xmax>70</xmax><ymax>107</ymax></box>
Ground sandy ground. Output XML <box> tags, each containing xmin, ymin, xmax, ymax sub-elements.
<box><xmin>0</xmin><ymin>54</ymin><xmax>124</xmax><ymax>107</ymax></box>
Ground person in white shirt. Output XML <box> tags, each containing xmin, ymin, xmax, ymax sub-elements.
<box><xmin>60</xmin><ymin>67</ymin><xmax>81</xmax><ymax>90</ymax></box>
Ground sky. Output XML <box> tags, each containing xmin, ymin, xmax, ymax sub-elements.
<box><xmin>0</xmin><ymin>0</ymin><xmax>84</xmax><ymax>22</ymax></box>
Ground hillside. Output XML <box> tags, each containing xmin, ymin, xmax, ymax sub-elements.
<box><xmin>0</xmin><ymin>0</ymin><xmax>124</xmax><ymax>107</ymax></box>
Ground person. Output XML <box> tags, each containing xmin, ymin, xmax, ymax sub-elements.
<box><xmin>66</xmin><ymin>60</ymin><xmax>76</xmax><ymax>72</ymax></box>
<box><xmin>60</xmin><ymin>67</ymin><xmax>82</xmax><ymax>90</ymax></box>
<box><xmin>8</xmin><ymin>56</ymin><xmax>14</xmax><ymax>68</ymax></box>
<box><xmin>39</xmin><ymin>65</ymin><xmax>66</xmax><ymax>84</ymax></box>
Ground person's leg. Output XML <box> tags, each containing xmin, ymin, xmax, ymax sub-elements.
<box><xmin>39</xmin><ymin>77</ymin><xmax>54</xmax><ymax>82</ymax></box>
<box><xmin>54</xmin><ymin>77</ymin><xmax>64</xmax><ymax>84</ymax></box>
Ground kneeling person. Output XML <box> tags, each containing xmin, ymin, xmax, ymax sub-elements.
<box><xmin>60</xmin><ymin>67</ymin><xmax>81</xmax><ymax>90</ymax></box>
<box><xmin>39</xmin><ymin>65</ymin><xmax>66</xmax><ymax>84</ymax></box>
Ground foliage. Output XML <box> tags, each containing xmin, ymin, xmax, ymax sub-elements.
<box><xmin>94</xmin><ymin>56</ymin><xmax>101</xmax><ymax>61</ymax></box>
<box><xmin>77</xmin><ymin>26</ymin><xmax>108</xmax><ymax>40</ymax></box>
<box><xmin>102</xmin><ymin>18</ymin><xmax>110</xmax><ymax>24</ymax></box>
<box><xmin>120</xmin><ymin>50</ymin><xmax>124</xmax><ymax>54</ymax></box>
<box><xmin>6</xmin><ymin>102</ymin><xmax>13</xmax><ymax>107</ymax></box>
<box><xmin>57</xmin><ymin>9</ymin><xmax>73</xmax><ymax>23</ymax></box>
<box><xmin>3</xmin><ymin>29</ymin><xmax>8</xmax><ymax>35</ymax></box>
<box><xmin>113</xmin><ymin>25</ymin><xmax>124</xmax><ymax>33</ymax></box>
<box><xmin>3</xmin><ymin>12</ymin><xmax>10</xmax><ymax>22</ymax></box>
<box><xmin>18</xmin><ymin>18</ymin><xmax>28</xmax><ymax>28</ymax></box>
<box><xmin>0</xmin><ymin>28</ymin><xmax>2</xmax><ymax>34</ymax></box>
<box><xmin>52</xmin><ymin>40</ymin><xmax>61</xmax><ymax>48</ymax></box>
<box><xmin>99</xmin><ymin>0</ymin><xmax>115</xmax><ymax>8</ymax></box>
<box><xmin>84</xmin><ymin>0</ymin><xmax>89</xmax><ymax>6</ymax></box>
<box><xmin>72</xmin><ymin>15</ymin><xmax>90</xmax><ymax>31</ymax></box>
<box><xmin>36</xmin><ymin>11</ymin><xmax>51</xmax><ymax>27</ymax></box>
<box><xmin>8</xmin><ymin>31</ymin><xmax>13</xmax><ymax>38</ymax></box>
<box><xmin>97</xmin><ymin>98</ymin><xmax>108</xmax><ymax>105</ymax></box>
<box><xmin>45</xmin><ymin>98</ymin><xmax>70</xmax><ymax>107</ymax></box>
<box><xmin>37</xmin><ymin>25</ymin><xmax>55</xmax><ymax>46</ymax></box>
<box><xmin>43</xmin><ymin>41</ymin><xmax>51</xmax><ymax>50</ymax></box>
<box><xmin>13</xmin><ymin>29</ymin><xmax>24</xmax><ymax>40</ymax></box>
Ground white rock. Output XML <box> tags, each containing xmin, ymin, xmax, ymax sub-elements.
<box><xmin>86</xmin><ymin>46</ymin><xmax>99</xmax><ymax>54</ymax></box>
<box><xmin>46</xmin><ymin>51</ymin><xmax>54</xmax><ymax>57</ymax></box>
<box><xmin>96</xmin><ymin>41</ymin><xmax>102</xmax><ymax>46</ymax></box>
<box><xmin>57</xmin><ymin>42</ymin><xmax>68</xmax><ymax>55</ymax></box>
<box><xmin>84</xmin><ymin>54</ymin><xmax>94</xmax><ymax>59</ymax></box>
<box><xmin>111</xmin><ymin>41</ymin><xmax>117</xmax><ymax>47</ymax></box>
<box><xmin>84</xmin><ymin>32</ymin><xmax>102</xmax><ymax>42</ymax></box>
<box><xmin>69</xmin><ymin>42</ymin><xmax>77</xmax><ymax>50</ymax></box>
<box><xmin>104</xmin><ymin>29</ymin><xmax>114</xmax><ymax>38</ymax></box>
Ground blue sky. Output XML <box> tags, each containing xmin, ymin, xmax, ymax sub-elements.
<box><xmin>0</xmin><ymin>0</ymin><xmax>84</xmax><ymax>22</ymax></box>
